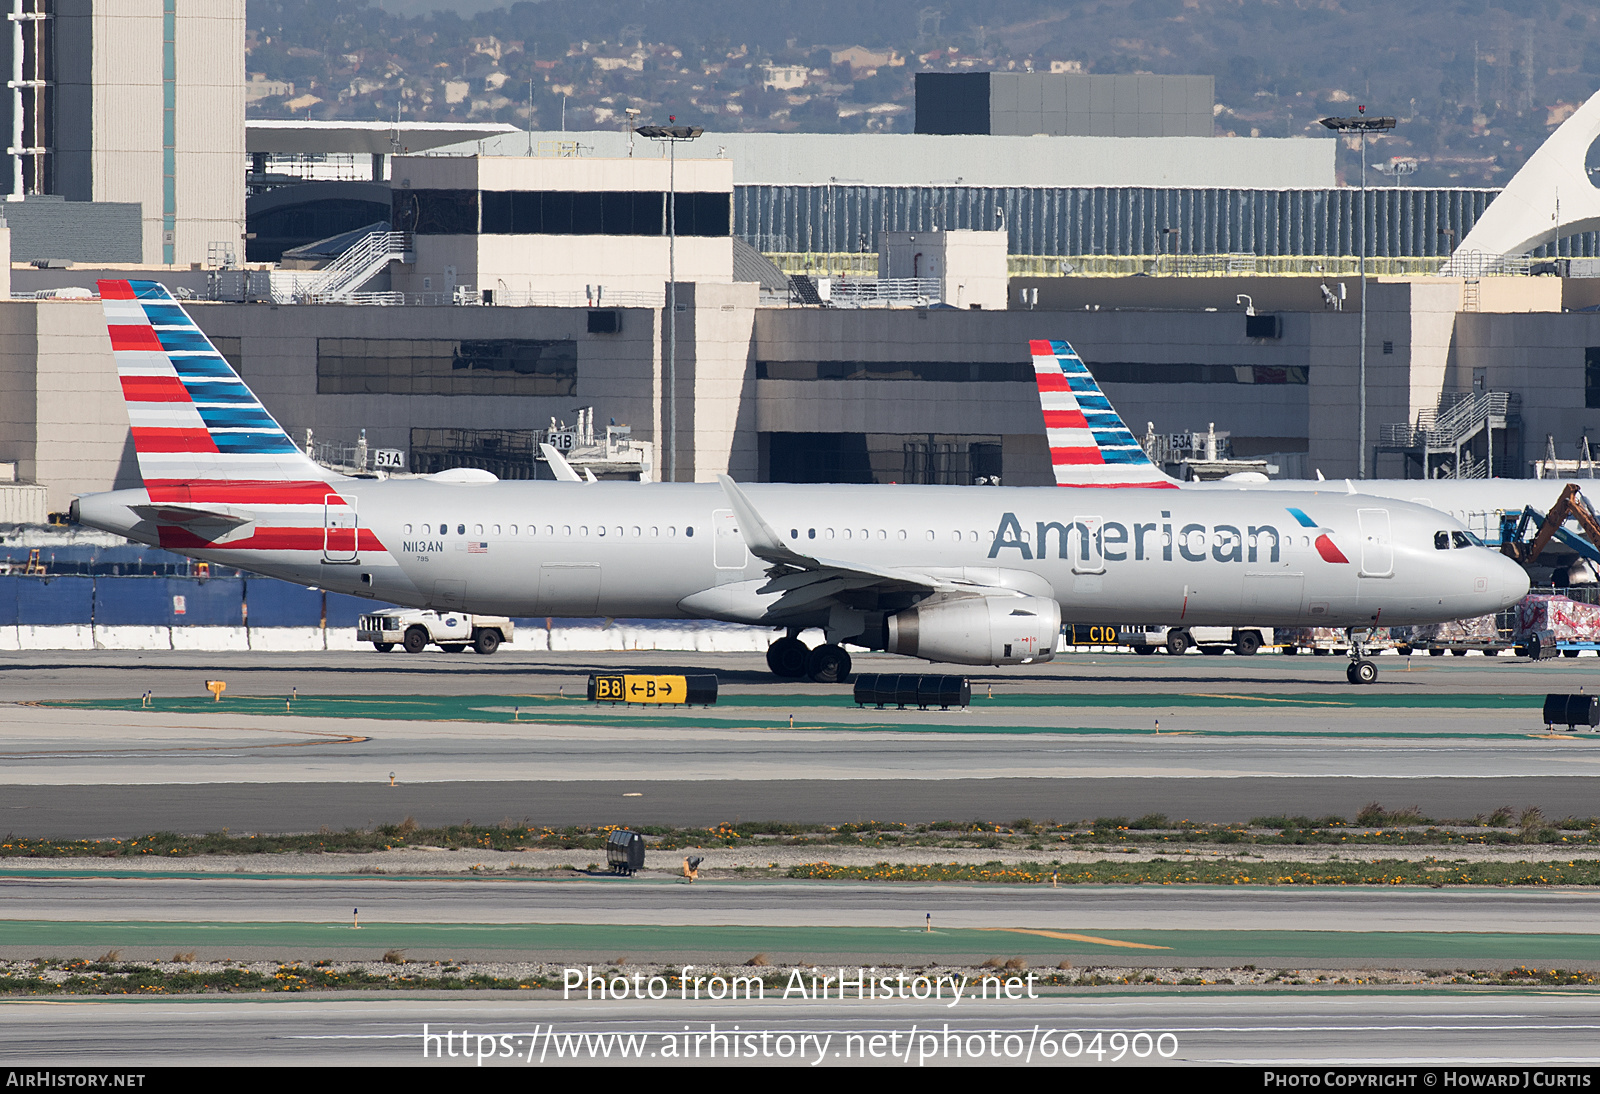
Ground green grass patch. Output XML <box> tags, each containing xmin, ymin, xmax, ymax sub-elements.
<box><xmin>786</xmin><ymin>859</ymin><xmax>1600</xmax><ymax>885</ymax></box>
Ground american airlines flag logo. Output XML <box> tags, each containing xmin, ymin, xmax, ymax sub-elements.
<box><xmin>468</xmin><ymin>542</ymin><xmax>489</xmax><ymax>554</ymax></box>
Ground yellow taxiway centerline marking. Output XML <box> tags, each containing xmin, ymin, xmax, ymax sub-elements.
<box><xmin>979</xmin><ymin>927</ymin><xmax>1171</xmax><ymax>950</ymax></box>
<box><xmin>1190</xmin><ymin>694</ymin><xmax>1354</xmax><ymax>707</ymax></box>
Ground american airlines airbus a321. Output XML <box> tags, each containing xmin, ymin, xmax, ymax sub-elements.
<box><xmin>71</xmin><ymin>281</ymin><xmax>1528</xmax><ymax>686</ymax></box>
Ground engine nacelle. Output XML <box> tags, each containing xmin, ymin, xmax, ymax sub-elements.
<box><xmin>885</xmin><ymin>594</ymin><xmax>1061</xmax><ymax>665</ymax></box>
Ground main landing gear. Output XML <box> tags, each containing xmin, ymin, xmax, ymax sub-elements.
<box><xmin>766</xmin><ymin>634</ymin><xmax>853</xmax><ymax>684</ymax></box>
<box><xmin>1344</xmin><ymin>627</ymin><xmax>1379</xmax><ymax>685</ymax></box>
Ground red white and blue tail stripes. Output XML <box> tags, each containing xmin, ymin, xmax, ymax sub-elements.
<box><xmin>99</xmin><ymin>279</ymin><xmax>334</xmax><ymax>497</ymax></box>
<box><xmin>97</xmin><ymin>279</ymin><xmax>384</xmax><ymax>559</ymax></box>
<box><xmin>1030</xmin><ymin>338</ymin><xmax>1177</xmax><ymax>489</ymax></box>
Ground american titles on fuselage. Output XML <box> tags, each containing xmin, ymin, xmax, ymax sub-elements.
<box><xmin>987</xmin><ymin>509</ymin><xmax>1305</xmax><ymax>565</ymax></box>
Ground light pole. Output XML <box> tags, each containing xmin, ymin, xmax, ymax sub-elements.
<box><xmin>1320</xmin><ymin>109</ymin><xmax>1396</xmax><ymax>479</ymax></box>
<box><xmin>635</xmin><ymin>121</ymin><xmax>703</xmax><ymax>483</ymax></box>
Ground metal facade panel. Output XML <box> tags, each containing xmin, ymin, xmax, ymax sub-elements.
<box><xmin>3</xmin><ymin>198</ymin><xmax>142</xmax><ymax>262</ymax></box>
<box><xmin>735</xmin><ymin>183</ymin><xmax>1599</xmax><ymax>257</ymax></box>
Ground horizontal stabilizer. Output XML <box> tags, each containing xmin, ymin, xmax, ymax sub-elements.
<box><xmin>128</xmin><ymin>503</ymin><xmax>253</xmax><ymax>527</ymax></box>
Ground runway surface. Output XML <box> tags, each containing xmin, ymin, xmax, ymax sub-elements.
<box><xmin>4</xmin><ymin>650</ymin><xmax>1600</xmax><ymax>833</ymax></box>
<box><xmin>6</xmin><ymin>650</ymin><xmax>1600</xmax><ymax>1066</ymax></box>
<box><xmin>3</xmin><ymin>877</ymin><xmax>1600</xmax><ymax>966</ymax></box>
<box><xmin>9</xmin><ymin>777</ymin><xmax>1600</xmax><ymax>835</ymax></box>
<box><xmin>5</xmin><ymin>646</ymin><xmax>1598</xmax><ymax>700</ymax></box>
<box><xmin>6</xmin><ymin>991</ymin><xmax>1600</xmax><ymax>1066</ymax></box>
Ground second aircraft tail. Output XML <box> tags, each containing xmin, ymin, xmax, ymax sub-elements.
<box><xmin>1029</xmin><ymin>338</ymin><xmax>1178</xmax><ymax>489</ymax></box>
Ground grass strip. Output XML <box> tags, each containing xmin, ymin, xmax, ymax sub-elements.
<box><xmin>5</xmin><ymin>923</ymin><xmax>1600</xmax><ymax>963</ymax></box>
<box><xmin>0</xmin><ymin>959</ymin><xmax>555</xmax><ymax>995</ymax></box>
<box><xmin>4</xmin><ymin>807</ymin><xmax>1600</xmax><ymax>858</ymax></box>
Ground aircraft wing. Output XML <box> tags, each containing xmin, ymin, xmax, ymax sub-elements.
<box><xmin>714</xmin><ymin>476</ymin><xmax>951</xmax><ymax>620</ymax></box>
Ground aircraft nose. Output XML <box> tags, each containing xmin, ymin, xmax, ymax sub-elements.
<box><xmin>1493</xmin><ymin>551</ymin><xmax>1530</xmax><ymax>609</ymax></box>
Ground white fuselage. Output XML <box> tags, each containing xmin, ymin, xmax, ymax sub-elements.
<box><xmin>75</xmin><ymin>480</ymin><xmax>1530</xmax><ymax>632</ymax></box>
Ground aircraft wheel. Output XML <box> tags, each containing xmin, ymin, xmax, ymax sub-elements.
<box><xmin>373</xmin><ymin>643</ymin><xmax>393</xmax><ymax>653</ymax></box>
<box><xmin>1131</xmin><ymin>644</ymin><xmax>1155</xmax><ymax>656</ymax></box>
<box><xmin>807</xmin><ymin>644</ymin><xmax>852</xmax><ymax>684</ymax></box>
<box><xmin>1347</xmin><ymin>659</ymin><xmax>1378</xmax><ymax>685</ymax></box>
<box><xmin>403</xmin><ymin>626</ymin><xmax>429</xmax><ymax>654</ymax></box>
<box><xmin>1234</xmin><ymin>632</ymin><xmax>1262</xmax><ymax>657</ymax></box>
<box><xmin>766</xmin><ymin>637</ymin><xmax>810</xmax><ymax>678</ymax></box>
<box><xmin>1165</xmin><ymin>631</ymin><xmax>1190</xmax><ymax>656</ymax></box>
<box><xmin>473</xmin><ymin>629</ymin><xmax>501</xmax><ymax>656</ymax></box>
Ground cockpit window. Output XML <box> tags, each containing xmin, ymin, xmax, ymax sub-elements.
<box><xmin>1434</xmin><ymin>531</ymin><xmax>1450</xmax><ymax>550</ymax></box>
<box><xmin>1452</xmin><ymin>530</ymin><xmax>1482</xmax><ymax>548</ymax></box>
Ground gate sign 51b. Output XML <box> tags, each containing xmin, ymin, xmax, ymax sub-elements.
<box><xmin>588</xmin><ymin>673</ymin><xmax>718</xmax><ymax>705</ymax></box>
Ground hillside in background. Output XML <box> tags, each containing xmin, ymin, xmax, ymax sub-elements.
<box><xmin>248</xmin><ymin>0</ymin><xmax>1600</xmax><ymax>190</ymax></box>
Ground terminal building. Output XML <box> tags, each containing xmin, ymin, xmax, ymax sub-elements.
<box><xmin>4</xmin><ymin>14</ymin><xmax>1600</xmax><ymax>528</ymax></box>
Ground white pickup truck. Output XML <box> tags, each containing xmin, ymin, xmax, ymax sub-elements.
<box><xmin>357</xmin><ymin>609</ymin><xmax>514</xmax><ymax>655</ymax></box>
<box><xmin>1117</xmin><ymin>625</ymin><xmax>1273</xmax><ymax>656</ymax></box>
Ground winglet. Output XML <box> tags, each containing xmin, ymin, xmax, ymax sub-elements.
<box><xmin>539</xmin><ymin>443</ymin><xmax>583</xmax><ymax>482</ymax></box>
<box><xmin>715</xmin><ymin>475</ymin><xmax>813</xmax><ymax>568</ymax></box>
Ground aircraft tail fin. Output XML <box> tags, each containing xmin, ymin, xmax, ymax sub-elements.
<box><xmin>99</xmin><ymin>279</ymin><xmax>336</xmax><ymax>495</ymax></box>
<box><xmin>1030</xmin><ymin>338</ymin><xmax>1179</xmax><ymax>489</ymax></box>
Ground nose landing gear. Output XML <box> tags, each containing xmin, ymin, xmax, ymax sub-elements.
<box><xmin>1345</xmin><ymin>626</ymin><xmax>1379</xmax><ymax>685</ymax></box>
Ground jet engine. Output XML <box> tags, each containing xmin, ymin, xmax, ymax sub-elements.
<box><xmin>885</xmin><ymin>593</ymin><xmax>1061</xmax><ymax>665</ymax></box>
